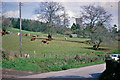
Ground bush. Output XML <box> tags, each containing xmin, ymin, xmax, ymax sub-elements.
<box><xmin>74</xmin><ymin>54</ymin><xmax>81</xmax><ymax>61</ymax></box>
<box><xmin>61</xmin><ymin>65</ymin><xmax>71</xmax><ymax>70</ymax></box>
<box><xmin>2</xmin><ymin>51</ymin><xmax>9</xmax><ymax>60</ymax></box>
<box><xmin>48</xmin><ymin>66</ymin><xmax>62</xmax><ymax>71</ymax></box>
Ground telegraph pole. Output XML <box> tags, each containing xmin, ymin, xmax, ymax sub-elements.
<box><xmin>19</xmin><ymin>2</ymin><xmax>22</xmax><ymax>57</ymax></box>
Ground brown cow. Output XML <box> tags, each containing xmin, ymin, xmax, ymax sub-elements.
<box><xmin>31</xmin><ymin>38</ymin><xmax>35</xmax><ymax>41</ymax></box>
<box><xmin>32</xmin><ymin>35</ymin><xmax>37</xmax><ymax>37</ymax></box>
<box><xmin>1</xmin><ymin>31</ymin><xmax>6</xmax><ymax>36</ymax></box>
<box><xmin>42</xmin><ymin>40</ymin><xmax>49</xmax><ymax>44</ymax></box>
<box><xmin>46</xmin><ymin>38</ymin><xmax>51</xmax><ymax>41</ymax></box>
<box><xmin>24</xmin><ymin>34</ymin><xmax>27</xmax><ymax>36</ymax></box>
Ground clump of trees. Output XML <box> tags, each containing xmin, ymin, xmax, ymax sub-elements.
<box><xmin>10</xmin><ymin>18</ymin><xmax>48</xmax><ymax>32</ymax></box>
<box><xmin>71</xmin><ymin>23</ymin><xmax>80</xmax><ymax>34</ymax></box>
<box><xmin>2</xmin><ymin>17</ymin><xmax>70</xmax><ymax>34</ymax></box>
<box><xmin>71</xmin><ymin>23</ymin><xmax>88</xmax><ymax>37</ymax></box>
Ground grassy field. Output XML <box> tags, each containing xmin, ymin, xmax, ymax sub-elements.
<box><xmin>2</xmin><ymin>28</ymin><xmax>118</xmax><ymax>72</ymax></box>
<box><xmin>7</xmin><ymin>28</ymin><xmax>48</xmax><ymax>36</ymax></box>
<box><xmin>2</xmin><ymin>34</ymin><xmax>106</xmax><ymax>59</ymax></box>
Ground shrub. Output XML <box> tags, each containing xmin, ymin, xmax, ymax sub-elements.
<box><xmin>2</xmin><ymin>51</ymin><xmax>9</xmax><ymax>60</ymax></box>
<box><xmin>48</xmin><ymin>66</ymin><xmax>62</xmax><ymax>71</ymax></box>
<box><xmin>61</xmin><ymin>65</ymin><xmax>71</xmax><ymax>70</ymax></box>
<box><xmin>74</xmin><ymin>54</ymin><xmax>81</xmax><ymax>61</ymax></box>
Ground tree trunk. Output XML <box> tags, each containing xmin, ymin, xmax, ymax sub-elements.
<box><xmin>96</xmin><ymin>40</ymin><xmax>102</xmax><ymax>50</ymax></box>
<box><xmin>83</xmin><ymin>31</ymin><xmax>85</xmax><ymax>37</ymax></box>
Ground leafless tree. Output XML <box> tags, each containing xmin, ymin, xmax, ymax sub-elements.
<box><xmin>35</xmin><ymin>2</ymin><xmax>64</xmax><ymax>36</ymax></box>
<box><xmin>80</xmin><ymin>5</ymin><xmax>114</xmax><ymax>49</ymax></box>
<box><xmin>80</xmin><ymin>5</ymin><xmax>112</xmax><ymax>32</ymax></box>
<box><xmin>2</xmin><ymin>16</ymin><xmax>11</xmax><ymax>32</ymax></box>
<box><xmin>59</xmin><ymin>10</ymin><xmax>70</xmax><ymax>34</ymax></box>
<box><xmin>1</xmin><ymin>3</ymin><xmax>11</xmax><ymax>32</ymax></box>
<box><xmin>62</xmin><ymin>10</ymin><xmax>70</xmax><ymax>28</ymax></box>
<box><xmin>91</xmin><ymin>24</ymin><xmax>114</xmax><ymax>49</ymax></box>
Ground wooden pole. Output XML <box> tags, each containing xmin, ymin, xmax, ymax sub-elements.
<box><xmin>19</xmin><ymin>2</ymin><xmax>22</xmax><ymax>57</ymax></box>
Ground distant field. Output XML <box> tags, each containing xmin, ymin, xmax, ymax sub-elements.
<box><xmin>53</xmin><ymin>34</ymin><xmax>91</xmax><ymax>42</ymax></box>
<box><xmin>7</xmin><ymin>28</ymin><xmax>48</xmax><ymax>36</ymax></box>
<box><xmin>6</xmin><ymin>28</ymin><xmax>90</xmax><ymax>41</ymax></box>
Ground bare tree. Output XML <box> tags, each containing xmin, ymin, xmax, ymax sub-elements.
<box><xmin>80</xmin><ymin>5</ymin><xmax>112</xmax><ymax>33</ymax></box>
<box><xmin>60</xmin><ymin>10</ymin><xmax>70</xmax><ymax>34</ymax></box>
<box><xmin>2</xmin><ymin>16</ymin><xmax>11</xmax><ymax>32</ymax></box>
<box><xmin>91</xmin><ymin>23</ymin><xmax>109</xmax><ymax>49</ymax></box>
<box><xmin>1</xmin><ymin>3</ymin><xmax>11</xmax><ymax>32</ymax></box>
<box><xmin>62</xmin><ymin>10</ymin><xmax>70</xmax><ymax>28</ymax></box>
<box><xmin>79</xmin><ymin>5</ymin><xmax>113</xmax><ymax>49</ymax></box>
<box><xmin>35</xmin><ymin>2</ymin><xmax>64</xmax><ymax>37</ymax></box>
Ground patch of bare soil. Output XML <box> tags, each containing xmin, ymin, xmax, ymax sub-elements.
<box><xmin>2</xmin><ymin>68</ymin><xmax>41</xmax><ymax>78</ymax></box>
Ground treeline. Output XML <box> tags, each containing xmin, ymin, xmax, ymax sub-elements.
<box><xmin>10</xmin><ymin>18</ymin><xmax>47</xmax><ymax>32</ymax></box>
<box><xmin>5</xmin><ymin>18</ymin><xmax>69</xmax><ymax>34</ymax></box>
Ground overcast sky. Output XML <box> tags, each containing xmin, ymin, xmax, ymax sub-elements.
<box><xmin>1</xmin><ymin>0</ymin><xmax>119</xmax><ymax>29</ymax></box>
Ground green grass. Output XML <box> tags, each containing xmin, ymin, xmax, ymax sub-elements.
<box><xmin>53</xmin><ymin>34</ymin><xmax>90</xmax><ymax>42</ymax></box>
<box><xmin>2</xmin><ymin>28</ymin><xmax>116</xmax><ymax>72</ymax></box>
<box><xmin>2</xmin><ymin>57</ymin><xmax>105</xmax><ymax>72</ymax></box>
<box><xmin>7</xmin><ymin>28</ymin><xmax>48</xmax><ymax>36</ymax></box>
<box><xmin>2</xmin><ymin>34</ymin><xmax>105</xmax><ymax>58</ymax></box>
<box><xmin>7</xmin><ymin>28</ymin><xmax>91</xmax><ymax>41</ymax></box>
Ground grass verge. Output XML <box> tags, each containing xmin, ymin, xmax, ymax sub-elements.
<box><xmin>2</xmin><ymin>56</ymin><xmax>105</xmax><ymax>73</ymax></box>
